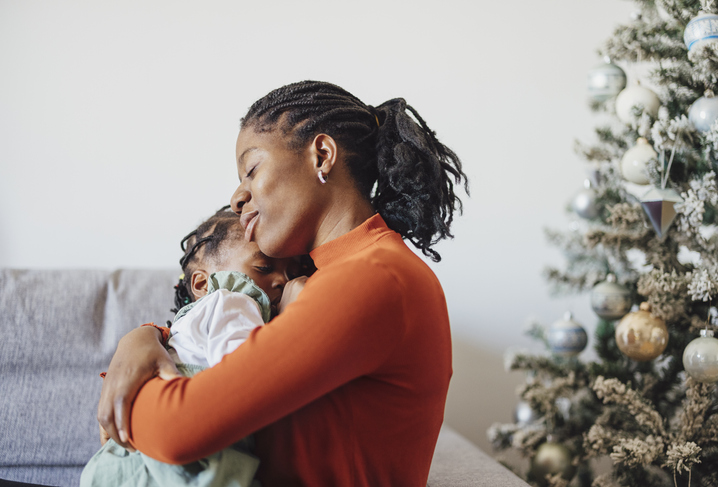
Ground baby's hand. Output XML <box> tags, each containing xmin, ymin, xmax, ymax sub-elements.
<box><xmin>278</xmin><ymin>276</ymin><xmax>307</xmax><ymax>314</ymax></box>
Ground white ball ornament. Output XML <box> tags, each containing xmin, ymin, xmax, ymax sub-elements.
<box><xmin>688</xmin><ymin>92</ymin><xmax>718</xmax><ymax>133</ymax></box>
<box><xmin>588</xmin><ymin>58</ymin><xmax>627</xmax><ymax>101</ymax></box>
<box><xmin>684</xmin><ymin>12</ymin><xmax>718</xmax><ymax>52</ymax></box>
<box><xmin>621</xmin><ymin>138</ymin><xmax>656</xmax><ymax>185</ymax></box>
<box><xmin>591</xmin><ymin>274</ymin><xmax>632</xmax><ymax>321</ymax></box>
<box><xmin>615</xmin><ymin>83</ymin><xmax>661</xmax><ymax>124</ymax></box>
<box><xmin>683</xmin><ymin>329</ymin><xmax>718</xmax><ymax>383</ymax></box>
<box><xmin>548</xmin><ymin>312</ymin><xmax>588</xmax><ymax>357</ymax></box>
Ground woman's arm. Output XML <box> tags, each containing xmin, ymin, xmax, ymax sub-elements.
<box><xmin>100</xmin><ymin>277</ymin><xmax>307</xmax><ymax>448</ymax></box>
<box><xmin>128</xmin><ymin>260</ymin><xmax>405</xmax><ymax>464</ymax></box>
<box><xmin>97</xmin><ymin>325</ymin><xmax>181</xmax><ymax>449</ymax></box>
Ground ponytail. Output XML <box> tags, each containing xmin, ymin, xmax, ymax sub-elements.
<box><xmin>372</xmin><ymin>98</ymin><xmax>467</xmax><ymax>262</ymax></box>
<box><xmin>241</xmin><ymin>81</ymin><xmax>469</xmax><ymax>261</ymax></box>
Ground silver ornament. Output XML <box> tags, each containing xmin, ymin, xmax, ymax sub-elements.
<box><xmin>640</xmin><ymin>187</ymin><xmax>683</xmax><ymax>240</ymax></box>
<box><xmin>586</xmin><ymin>163</ymin><xmax>602</xmax><ymax>188</ymax></box>
<box><xmin>587</xmin><ymin>58</ymin><xmax>627</xmax><ymax>101</ymax></box>
<box><xmin>555</xmin><ymin>397</ymin><xmax>571</xmax><ymax>421</ymax></box>
<box><xmin>591</xmin><ymin>274</ymin><xmax>632</xmax><ymax>321</ymax></box>
<box><xmin>571</xmin><ymin>180</ymin><xmax>600</xmax><ymax>219</ymax></box>
<box><xmin>548</xmin><ymin>312</ymin><xmax>588</xmax><ymax>357</ymax></box>
<box><xmin>683</xmin><ymin>329</ymin><xmax>718</xmax><ymax>383</ymax></box>
<box><xmin>514</xmin><ymin>400</ymin><xmax>540</xmax><ymax>425</ymax></box>
<box><xmin>684</xmin><ymin>12</ymin><xmax>718</xmax><ymax>52</ymax></box>
<box><xmin>689</xmin><ymin>93</ymin><xmax>718</xmax><ymax>133</ymax></box>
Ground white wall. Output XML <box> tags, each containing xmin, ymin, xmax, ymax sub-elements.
<box><xmin>0</xmin><ymin>0</ymin><xmax>636</xmax><ymax>452</ymax></box>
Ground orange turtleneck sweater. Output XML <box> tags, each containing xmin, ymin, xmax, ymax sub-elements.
<box><xmin>129</xmin><ymin>214</ymin><xmax>452</xmax><ymax>486</ymax></box>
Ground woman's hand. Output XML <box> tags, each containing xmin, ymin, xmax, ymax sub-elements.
<box><xmin>99</xmin><ymin>423</ymin><xmax>110</xmax><ymax>446</ymax></box>
<box><xmin>97</xmin><ymin>326</ymin><xmax>181</xmax><ymax>450</ymax></box>
<box><xmin>277</xmin><ymin>276</ymin><xmax>307</xmax><ymax>314</ymax></box>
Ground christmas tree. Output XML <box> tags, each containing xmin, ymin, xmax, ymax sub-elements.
<box><xmin>488</xmin><ymin>1</ymin><xmax>718</xmax><ymax>486</ymax></box>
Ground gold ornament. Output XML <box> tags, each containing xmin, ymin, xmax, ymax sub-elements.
<box><xmin>615</xmin><ymin>302</ymin><xmax>669</xmax><ymax>361</ymax></box>
<box><xmin>529</xmin><ymin>442</ymin><xmax>576</xmax><ymax>483</ymax></box>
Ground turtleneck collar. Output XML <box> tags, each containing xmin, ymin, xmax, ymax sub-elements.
<box><xmin>309</xmin><ymin>213</ymin><xmax>394</xmax><ymax>269</ymax></box>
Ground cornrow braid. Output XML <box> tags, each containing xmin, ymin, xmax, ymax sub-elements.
<box><xmin>169</xmin><ymin>205</ymin><xmax>242</xmax><ymax>324</ymax></box>
<box><xmin>241</xmin><ymin>80</ymin><xmax>469</xmax><ymax>262</ymax></box>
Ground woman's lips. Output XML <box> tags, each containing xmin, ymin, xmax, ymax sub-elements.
<box><xmin>240</xmin><ymin>210</ymin><xmax>259</xmax><ymax>241</ymax></box>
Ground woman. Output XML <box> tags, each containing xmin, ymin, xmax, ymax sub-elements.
<box><xmin>99</xmin><ymin>80</ymin><xmax>469</xmax><ymax>486</ymax></box>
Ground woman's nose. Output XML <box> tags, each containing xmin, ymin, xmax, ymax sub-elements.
<box><xmin>230</xmin><ymin>185</ymin><xmax>250</xmax><ymax>215</ymax></box>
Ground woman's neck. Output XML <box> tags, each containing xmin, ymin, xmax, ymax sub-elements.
<box><xmin>311</xmin><ymin>191</ymin><xmax>375</xmax><ymax>252</ymax></box>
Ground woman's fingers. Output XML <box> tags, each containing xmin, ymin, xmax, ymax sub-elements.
<box><xmin>97</xmin><ymin>326</ymin><xmax>169</xmax><ymax>451</ymax></box>
<box><xmin>113</xmin><ymin>394</ymin><xmax>136</xmax><ymax>452</ymax></box>
<box><xmin>157</xmin><ymin>361</ymin><xmax>182</xmax><ymax>381</ymax></box>
<box><xmin>278</xmin><ymin>276</ymin><xmax>307</xmax><ymax>313</ymax></box>
<box><xmin>97</xmin><ymin>373</ymin><xmax>122</xmax><ymax>446</ymax></box>
<box><xmin>97</xmin><ymin>362</ymin><xmax>142</xmax><ymax>450</ymax></box>
<box><xmin>98</xmin><ymin>423</ymin><xmax>110</xmax><ymax>446</ymax></box>
<box><xmin>112</xmin><ymin>376</ymin><xmax>138</xmax><ymax>450</ymax></box>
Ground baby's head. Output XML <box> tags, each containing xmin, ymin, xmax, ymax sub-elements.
<box><xmin>173</xmin><ymin>205</ymin><xmax>299</xmax><ymax>315</ymax></box>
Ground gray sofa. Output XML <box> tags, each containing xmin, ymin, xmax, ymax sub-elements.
<box><xmin>0</xmin><ymin>269</ymin><xmax>528</xmax><ymax>487</ymax></box>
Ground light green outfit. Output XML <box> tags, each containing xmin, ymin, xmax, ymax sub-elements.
<box><xmin>80</xmin><ymin>271</ymin><xmax>269</xmax><ymax>487</ymax></box>
<box><xmin>174</xmin><ymin>271</ymin><xmax>272</xmax><ymax>324</ymax></box>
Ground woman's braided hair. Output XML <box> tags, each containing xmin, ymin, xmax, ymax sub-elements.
<box><xmin>241</xmin><ymin>80</ymin><xmax>469</xmax><ymax>262</ymax></box>
<box><xmin>170</xmin><ymin>205</ymin><xmax>243</xmax><ymax>320</ymax></box>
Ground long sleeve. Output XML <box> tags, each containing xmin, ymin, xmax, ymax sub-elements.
<box><xmin>130</xmin><ymin>256</ymin><xmax>405</xmax><ymax>460</ymax></box>
<box><xmin>128</xmin><ymin>215</ymin><xmax>452</xmax><ymax>486</ymax></box>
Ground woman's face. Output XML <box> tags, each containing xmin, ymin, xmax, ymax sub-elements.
<box><xmin>231</xmin><ymin>127</ymin><xmax>321</xmax><ymax>258</ymax></box>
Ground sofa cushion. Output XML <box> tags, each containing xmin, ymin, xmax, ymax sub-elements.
<box><xmin>428</xmin><ymin>426</ymin><xmax>529</xmax><ymax>487</ymax></box>
<box><xmin>0</xmin><ymin>269</ymin><xmax>177</xmax><ymax>477</ymax></box>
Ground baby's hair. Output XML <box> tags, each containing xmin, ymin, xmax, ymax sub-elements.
<box><xmin>170</xmin><ymin>205</ymin><xmax>243</xmax><ymax>320</ymax></box>
<box><xmin>241</xmin><ymin>80</ymin><xmax>469</xmax><ymax>262</ymax></box>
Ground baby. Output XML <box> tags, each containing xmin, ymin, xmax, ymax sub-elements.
<box><xmin>81</xmin><ymin>205</ymin><xmax>307</xmax><ymax>487</ymax></box>
<box><xmin>167</xmin><ymin>205</ymin><xmax>305</xmax><ymax>371</ymax></box>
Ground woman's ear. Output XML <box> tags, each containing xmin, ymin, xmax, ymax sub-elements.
<box><xmin>190</xmin><ymin>270</ymin><xmax>210</xmax><ymax>299</ymax></box>
<box><xmin>311</xmin><ymin>133</ymin><xmax>338</xmax><ymax>178</ymax></box>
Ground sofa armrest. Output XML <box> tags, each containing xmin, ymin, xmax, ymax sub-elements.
<box><xmin>428</xmin><ymin>426</ymin><xmax>529</xmax><ymax>487</ymax></box>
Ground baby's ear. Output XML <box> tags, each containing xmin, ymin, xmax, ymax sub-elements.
<box><xmin>190</xmin><ymin>270</ymin><xmax>210</xmax><ymax>299</ymax></box>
